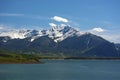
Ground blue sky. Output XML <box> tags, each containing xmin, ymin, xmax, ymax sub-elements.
<box><xmin>0</xmin><ymin>0</ymin><xmax>120</xmax><ymax>43</ymax></box>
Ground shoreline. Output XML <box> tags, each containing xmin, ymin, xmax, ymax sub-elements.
<box><xmin>0</xmin><ymin>60</ymin><xmax>42</xmax><ymax>64</ymax></box>
<box><xmin>64</xmin><ymin>57</ymin><xmax>120</xmax><ymax>60</ymax></box>
<box><xmin>1</xmin><ymin>57</ymin><xmax>120</xmax><ymax>64</ymax></box>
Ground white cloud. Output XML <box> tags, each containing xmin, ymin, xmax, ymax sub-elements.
<box><xmin>0</xmin><ymin>24</ymin><xmax>15</xmax><ymax>31</ymax></box>
<box><xmin>98</xmin><ymin>33</ymin><xmax>120</xmax><ymax>43</ymax></box>
<box><xmin>82</xmin><ymin>27</ymin><xmax>120</xmax><ymax>43</ymax></box>
<box><xmin>49</xmin><ymin>23</ymin><xmax>57</xmax><ymax>27</ymax></box>
<box><xmin>0</xmin><ymin>26</ymin><xmax>3</xmax><ymax>30</ymax></box>
<box><xmin>0</xmin><ymin>13</ymin><xmax>24</xmax><ymax>16</ymax></box>
<box><xmin>92</xmin><ymin>27</ymin><xmax>105</xmax><ymax>33</ymax></box>
<box><xmin>51</xmin><ymin>16</ymin><xmax>69</xmax><ymax>23</ymax></box>
<box><xmin>0</xmin><ymin>24</ymin><xmax>5</xmax><ymax>30</ymax></box>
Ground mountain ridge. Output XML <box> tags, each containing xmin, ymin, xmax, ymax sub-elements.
<box><xmin>0</xmin><ymin>24</ymin><xmax>82</xmax><ymax>42</ymax></box>
<box><xmin>0</xmin><ymin>24</ymin><xmax>119</xmax><ymax>57</ymax></box>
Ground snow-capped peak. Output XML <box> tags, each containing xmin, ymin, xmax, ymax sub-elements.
<box><xmin>49</xmin><ymin>23</ymin><xmax>68</xmax><ymax>31</ymax></box>
<box><xmin>48</xmin><ymin>23</ymin><xmax>82</xmax><ymax>42</ymax></box>
<box><xmin>0</xmin><ymin>24</ymin><xmax>82</xmax><ymax>42</ymax></box>
<box><xmin>0</xmin><ymin>29</ymin><xmax>31</xmax><ymax>39</ymax></box>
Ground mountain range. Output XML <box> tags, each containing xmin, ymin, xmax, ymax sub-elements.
<box><xmin>0</xmin><ymin>24</ymin><xmax>119</xmax><ymax>57</ymax></box>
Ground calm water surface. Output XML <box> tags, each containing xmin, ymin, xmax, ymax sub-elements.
<box><xmin>0</xmin><ymin>60</ymin><xmax>120</xmax><ymax>80</ymax></box>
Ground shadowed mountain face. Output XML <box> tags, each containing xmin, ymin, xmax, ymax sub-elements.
<box><xmin>0</xmin><ymin>25</ymin><xmax>119</xmax><ymax>57</ymax></box>
<box><xmin>0</xmin><ymin>33</ymin><xmax>119</xmax><ymax>57</ymax></box>
<box><xmin>57</xmin><ymin>33</ymin><xmax>118</xmax><ymax>57</ymax></box>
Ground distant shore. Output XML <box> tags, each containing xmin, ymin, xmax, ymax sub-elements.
<box><xmin>64</xmin><ymin>57</ymin><xmax>120</xmax><ymax>60</ymax></box>
<box><xmin>1</xmin><ymin>56</ymin><xmax>120</xmax><ymax>64</ymax></box>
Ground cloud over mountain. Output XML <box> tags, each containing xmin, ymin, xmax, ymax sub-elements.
<box><xmin>51</xmin><ymin>16</ymin><xmax>69</xmax><ymax>23</ymax></box>
<box><xmin>49</xmin><ymin>23</ymin><xmax>57</xmax><ymax>27</ymax></box>
<box><xmin>92</xmin><ymin>27</ymin><xmax>105</xmax><ymax>33</ymax></box>
<box><xmin>0</xmin><ymin>24</ymin><xmax>7</xmax><ymax>30</ymax></box>
<box><xmin>0</xmin><ymin>26</ymin><xmax>3</xmax><ymax>30</ymax></box>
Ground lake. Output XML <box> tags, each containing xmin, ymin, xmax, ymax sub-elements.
<box><xmin>0</xmin><ymin>60</ymin><xmax>120</xmax><ymax>80</ymax></box>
